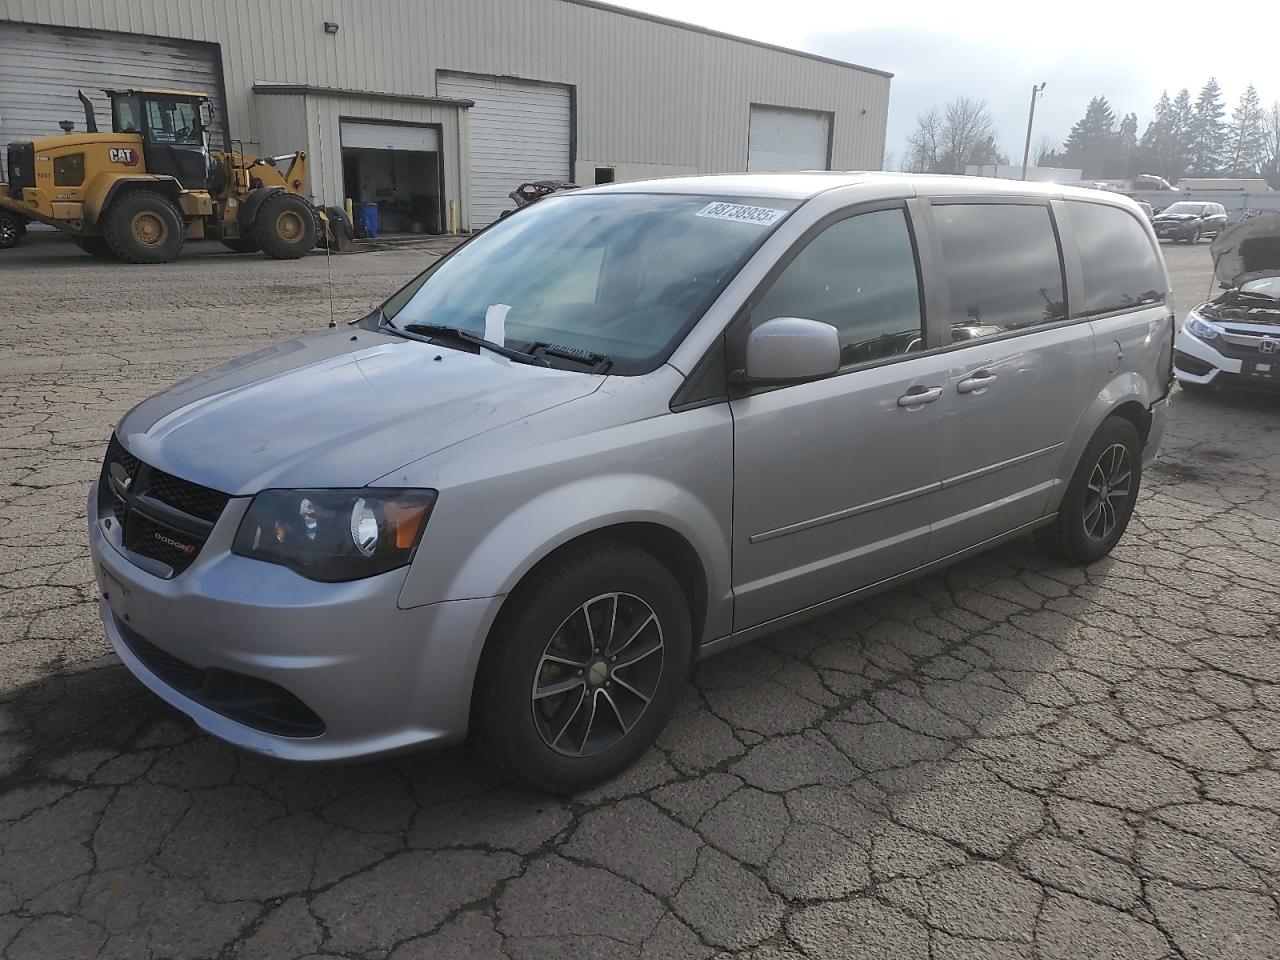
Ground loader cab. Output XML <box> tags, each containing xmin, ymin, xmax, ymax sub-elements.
<box><xmin>107</xmin><ymin>88</ymin><xmax>211</xmax><ymax>191</ymax></box>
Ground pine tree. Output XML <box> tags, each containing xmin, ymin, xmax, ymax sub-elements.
<box><xmin>1137</xmin><ymin>91</ymin><xmax>1176</xmax><ymax>179</ymax></box>
<box><xmin>1189</xmin><ymin>78</ymin><xmax>1226</xmax><ymax>175</ymax></box>
<box><xmin>1171</xmin><ymin>88</ymin><xmax>1195</xmax><ymax>179</ymax></box>
<box><xmin>1061</xmin><ymin>96</ymin><xmax>1119</xmax><ymax>177</ymax></box>
<box><xmin>1224</xmin><ymin>84</ymin><xmax>1266</xmax><ymax>176</ymax></box>
<box><xmin>1118</xmin><ymin>113</ymin><xmax>1139</xmax><ymax>177</ymax></box>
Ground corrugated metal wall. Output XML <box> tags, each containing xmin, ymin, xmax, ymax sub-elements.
<box><xmin>0</xmin><ymin>0</ymin><xmax>890</xmax><ymax>172</ymax></box>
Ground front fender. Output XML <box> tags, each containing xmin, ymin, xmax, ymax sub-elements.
<box><xmin>398</xmin><ymin>472</ymin><xmax>732</xmax><ymax>633</ymax></box>
<box><xmin>238</xmin><ymin>186</ymin><xmax>283</xmax><ymax>229</ymax></box>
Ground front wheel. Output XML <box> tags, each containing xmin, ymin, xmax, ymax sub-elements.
<box><xmin>473</xmin><ymin>541</ymin><xmax>692</xmax><ymax>793</ymax></box>
<box><xmin>1037</xmin><ymin>417</ymin><xmax>1142</xmax><ymax>565</ymax></box>
<box><xmin>252</xmin><ymin>193</ymin><xmax>316</xmax><ymax>259</ymax></box>
<box><xmin>0</xmin><ymin>211</ymin><xmax>23</xmax><ymax>249</ymax></box>
<box><xmin>1189</xmin><ymin>227</ymin><xmax>1202</xmax><ymax>243</ymax></box>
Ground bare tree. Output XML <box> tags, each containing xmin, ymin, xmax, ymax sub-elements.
<box><xmin>903</xmin><ymin>98</ymin><xmax>1001</xmax><ymax>174</ymax></box>
<box><xmin>1033</xmin><ymin>133</ymin><xmax>1057</xmax><ymax>167</ymax></box>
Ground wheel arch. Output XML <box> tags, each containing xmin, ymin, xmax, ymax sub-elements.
<box><xmin>1051</xmin><ymin>375</ymin><xmax>1156</xmax><ymax>512</ymax></box>
<box><xmin>84</xmin><ymin>175</ymin><xmax>182</xmax><ymax>225</ymax></box>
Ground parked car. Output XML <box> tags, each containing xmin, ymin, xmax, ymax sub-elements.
<box><xmin>90</xmin><ymin>174</ymin><xmax>1173</xmax><ymax>792</ymax></box>
<box><xmin>1152</xmin><ymin>201</ymin><xmax>1227</xmax><ymax>242</ymax></box>
<box><xmin>1175</xmin><ymin>214</ymin><xmax>1280</xmax><ymax>391</ymax></box>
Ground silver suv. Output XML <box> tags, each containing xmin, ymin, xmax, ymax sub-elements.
<box><xmin>89</xmin><ymin>174</ymin><xmax>1173</xmax><ymax>792</ymax></box>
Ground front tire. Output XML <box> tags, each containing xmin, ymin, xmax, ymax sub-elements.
<box><xmin>1037</xmin><ymin>417</ymin><xmax>1142</xmax><ymax>565</ymax></box>
<box><xmin>474</xmin><ymin>541</ymin><xmax>692</xmax><ymax>793</ymax></box>
<box><xmin>252</xmin><ymin>193</ymin><xmax>316</xmax><ymax>259</ymax></box>
<box><xmin>102</xmin><ymin>191</ymin><xmax>184</xmax><ymax>263</ymax></box>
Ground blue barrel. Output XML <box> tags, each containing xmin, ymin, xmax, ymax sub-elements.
<box><xmin>354</xmin><ymin>202</ymin><xmax>379</xmax><ymax>239</ymax></box>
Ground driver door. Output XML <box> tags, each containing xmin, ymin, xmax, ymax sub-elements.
<box><xmin>729</xmin><ymin>203</ymin><xmax>950</xmax><ymax>630</ymax></box>
<box><xmin>139</xmin><ymin>95</ymin><xmax>208</xmax><ymax>190</ymax></box>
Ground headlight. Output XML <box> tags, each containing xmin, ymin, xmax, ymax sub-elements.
<box><xmin>1185</xmin><ymin>313</ymin><xmax>1222</xmax><ymax>343</ymax></box>
<box><xmin>232</xmin><ymin>488</ymin><xmax>437</xmax><ymax>581</ymax></box>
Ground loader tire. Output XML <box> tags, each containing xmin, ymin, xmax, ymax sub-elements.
<box><xmin>253</xmin><ymin>193</ymin><xmax>316</xmax><ymax>259</ymax></box>
<box><xmin>221</xmin><ymin>236</ymin><xmax>261</xmax><ymax>254</ymax></box>
<box><xmin>103</xmin><ymin>191</ymin><xmax>184</xmax><ymax>264</ymax></box>
<box><xmin>76</xmin><ymin>237</ymin><xmax>114</xmax><ymax>259</ymax></box>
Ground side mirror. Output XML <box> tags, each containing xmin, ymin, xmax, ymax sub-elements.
<box><xmin>744</xmin><ymin>317</ymin><xmax>841</xmax><ymax>382</ymax></box>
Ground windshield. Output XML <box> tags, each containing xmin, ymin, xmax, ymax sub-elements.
<box><xmin>1161</xmin><ymin>202</ymin><xmax>1206</xmax><ymax>216</ymax></box>
<box><xmin>382</xmin><ymin>192</ymin><xmax>798</xmax><ymax>374</ymax></box>
<box><xmin>1241</xmin><ymin>276</ymin><xmax>1280</xmax><ymax>299</ymax></box>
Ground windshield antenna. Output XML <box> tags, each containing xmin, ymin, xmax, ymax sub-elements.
<box><xmin>316</xmin><ymin>108</ymin><xmax>337</xmax><ymax>328</ymax></box>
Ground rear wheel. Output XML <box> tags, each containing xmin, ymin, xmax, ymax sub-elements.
<box><xmin>1037</xmin><ymin>417</ymin><xmax>1142</xmax><ymax>565</ymax></box>
<box><xmin>76</xmin><ymin>237</ymin><xmax>114</xmax><ymax>259</ymax></box>
<box><xmin>0</xmin><ymin>212</ymin><xmax>22</xmax><ymax>249</ymax></box>
<box><xmin>221</xmin><ymin>236</ymin><xmax>260</xmax><ymax>254</ymax></box>
<box><xmin>474</xmin><ymin>541</ymin><xmax>692</xmax><ymax>793</ymax></box>
<box><xmin>102</xmin><ymin>191</ymin><xmax>184</xmax><ymax>263</ymax></box>
<box><xmin>252</xmin><ymin>193</ymin><xmax>316</xmax><ymax>259</ymax></box>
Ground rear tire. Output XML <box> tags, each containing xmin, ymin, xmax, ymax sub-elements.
<box><xmin>0</xmin><ymin>211</ymin><xmax>22</xmax><ymax>249</ymax></box>
<box><xmin>221</xmin><ymin>236</ymin><xmax>260</xmax><ymax>254</ymax></box>
<box><xmin>1037</xmin><ymin>417</ymin><xmax>1142</xmax><ymax>565</ymax></box>
<box><xmin>102</xmin><ymin>191</ymin><xmax>184</xmax><ymax>264</ymax></box>
<box><xmin>76</xmin><ymin>237</ymin><xmax>114</xmax><ymax>259</ymax></box>
<box><xmin>474</xmin><ymin>541</ymin><xmax>692</xmax><ymax>793</ymax></box>
<box><xmin>252</xmin><ymin>193</ymin><xmax>316</xmax><ymax>259</ymax></box>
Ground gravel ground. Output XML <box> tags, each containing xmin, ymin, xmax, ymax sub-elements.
<box><xmin>1</xmin><ymin>235</ymin><xmax>1279</xmax><ymax>960</ymax></box>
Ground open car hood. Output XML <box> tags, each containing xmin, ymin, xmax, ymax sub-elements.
<box><xmin>1212</xmin><ymin>214</ymin><xmax>1280</xmax><ymax>288</ymax></box>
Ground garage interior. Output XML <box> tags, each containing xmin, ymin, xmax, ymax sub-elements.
<box><xmin>339</xmin><ymin>120</ymin><xmax>443</xmax><ymax>236</ymax></box>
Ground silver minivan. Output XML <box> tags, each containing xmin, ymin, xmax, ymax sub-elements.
<box><xmin>89</xmin><ymin>174</ymin><xmax>1173</xmax><ymax>791</ymax></box>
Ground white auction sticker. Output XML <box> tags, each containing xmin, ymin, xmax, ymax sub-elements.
<box><xmin>695</xmin><ymin>201</ymin><xmax>786</xmax><ymax>226</ymax></box>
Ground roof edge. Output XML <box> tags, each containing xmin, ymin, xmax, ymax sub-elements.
<box><xmin>252</xmin><ymin>82</ymin><xmax>474</xmax><ymax>107</ymax></box>
<box><xmin>557</xmin><ymin>0</ymin><xmax>893</xmax><ymax>78</ymax></box>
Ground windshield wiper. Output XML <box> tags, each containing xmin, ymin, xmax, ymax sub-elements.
<box><xmin>530</xmin><ymin>342</ymin><xmax>614</xmax><ymax>373</ymax></box>
<box><xmin>401</xmin><ymin>323</ymin><xmax>549</xmax><ymax>366</ymax></box>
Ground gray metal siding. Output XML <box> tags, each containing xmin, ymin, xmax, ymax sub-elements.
<box><xmin>0</xmin><ymin>20</ymin><xmax>224</xmax><ymax>167</ymax></box>
<box><xmin>1</xmin><ymin>0</ymin><xmax>890</xmax><ymax>173</ymax></box>
<box><xmin>437</xmin><ymin>72</ymin><xmax>571</xmax><ymax>225</ymax></box>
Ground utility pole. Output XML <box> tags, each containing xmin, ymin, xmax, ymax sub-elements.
<box><xmin>1021</xmin><ymin>82</ymin><xmax>1047</xmax><ymax>180</ymax></box>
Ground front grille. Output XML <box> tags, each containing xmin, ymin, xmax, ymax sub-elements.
<box><xmin>5</xmin><ymin>141</ymin><xmax>33</xmax><ymax>198</ymax></box>
<box><xmin>98</xmin><ymin>435</ymin><xmax>229</xmax><ymax>577</ymax></box>
<box><xmin>117</xmin><ymin>618</ymin><xmax>325</xmax><ymax>738</ymax></box>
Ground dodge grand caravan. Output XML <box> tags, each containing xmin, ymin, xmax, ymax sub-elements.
<box><xmin>90</xmin><ymin>174</ymin><xmax>1173</xmax><ymax>792</ymax></box>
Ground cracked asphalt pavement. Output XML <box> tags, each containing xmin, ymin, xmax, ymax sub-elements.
<box><xmin>2</xmin><ymin>235</ymin><xmax>1279</xmax><ymax>959</ymax></box>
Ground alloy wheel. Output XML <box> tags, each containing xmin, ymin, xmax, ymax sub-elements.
<box><xmin>531</xmin><ymin>592</ymin><xmax>665</xmax><ymax>757</ymax></box>
<box><xmin>0</xmin><ymin>219</ymin><xmax>16</xmax><ymax>246</ymax></box>
<box><xmin>1082</xmin><ymin>442</ymin><xmax>1132</xmax><ymax>542</ymax></box>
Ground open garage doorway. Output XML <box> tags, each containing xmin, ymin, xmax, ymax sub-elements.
<box><xmin>339</xmin><ymin>120</ymin><xmax>443</xmax><ymax>236</ymax></box>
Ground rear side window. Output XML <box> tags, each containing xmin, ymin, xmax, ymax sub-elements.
<box><xmin>934</xmin><ymin>203</ymin><xmax>1066</xmax><ymax>342</ymax></box>
<box><xmin>1066</xmin><ymin>201</ymin><xmax>1166</xmax><ymax>315</ymax></box>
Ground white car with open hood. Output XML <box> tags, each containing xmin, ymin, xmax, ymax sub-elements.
<box><xmin>1175</xmin><ymin>214</ymin><xmax>1280</xmax><ymax>391</ymax></box>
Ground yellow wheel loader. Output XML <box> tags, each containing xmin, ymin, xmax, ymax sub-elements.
<box><xmin>0</xmin><ymin>88</ymin><xmax>350</xmax><ymax>263</ymax></box>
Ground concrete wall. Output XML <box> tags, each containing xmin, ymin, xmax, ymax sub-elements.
<box><xmin>0</xmin><ymin>0</ymin><xmax>892</xmax><ymax>178</ymax></box>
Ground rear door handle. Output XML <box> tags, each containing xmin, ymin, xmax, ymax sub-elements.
<box><xmin>897</xmin><ymin>385</ymin><xmax>943</xmax><ymax>407</ymax></box>
<box><xmin>957</xmin><ymin>370</ymin><xmax>998</xmax><ymax>394</ymax></box>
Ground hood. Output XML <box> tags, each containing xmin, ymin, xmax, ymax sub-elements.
<box><xmin>1154</xmin><ymin>212</ymin><xmax>1196</xmax><ymax>221</ymax></box>
<box><xmin>1211</xmin><ymin>214</ymin><xmax>1280</xmax><ymax>288</ymax></box>
<box><xmin>116</xmin><ymin>326</ymin><xmax>602</xmax><ymax>494</ymax></box>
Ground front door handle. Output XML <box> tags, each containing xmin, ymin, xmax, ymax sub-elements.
<box><xmin>957</xmin><ymin>370</ymin><xmax>998</xmax><ymax>394</ymax></box>
<box><xmin>897</xmin><ymin>385</ymin><xmax>943</xmax><ymax>407</ymax></box>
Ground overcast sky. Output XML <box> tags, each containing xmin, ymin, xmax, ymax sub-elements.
<box><xmin>614</xmin><ymin>0</ymin><xmax>1272</xmax><ymax>168</ymax></box>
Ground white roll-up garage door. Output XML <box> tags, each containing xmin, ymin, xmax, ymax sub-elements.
<box><xmin>339</xmin><ymin>121</ymin><xmax>440</xmax><ymax>153</ymax></box>
<box><xmin>0</xmin><ymin>21</ymin><xmax>225</xmax><ymax>169</ymax></box>
<box><xmin>437</xmin><ymin>72</ymin><xmax>572</xmax><ymax>227</ymax></box>
<box><xmin>747</xmin><ymin>105</ymin><xmax>832</xmax><ymax>173</ymax></box>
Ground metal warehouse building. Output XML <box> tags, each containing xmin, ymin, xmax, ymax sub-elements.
<box><xmin>0</xmin><ymin>0</ymin><xmax>890</xmax><ymax>231</ymax></box>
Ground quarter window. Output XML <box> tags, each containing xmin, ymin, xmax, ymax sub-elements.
<box><xmin>934</xmin><ymin>203</ymin><xmax>1066</xmax><ymax>342</ymax></box>
<box><xmin>1065</xmin><ymin>201</ymin><xmax>1166</xmax><ymax>315</ymax></box>
<box><xmin>752</xmin><ymin>208</ymin><xmax>925</xmax><ymax>366</ymax></box>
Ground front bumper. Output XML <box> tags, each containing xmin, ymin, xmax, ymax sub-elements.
<box><xmin>1174</xmin><ymin>329</ymin><xmax>1280</xmax><ymax>390</ymax></box>
<box><xmin>1155</xmin><ymin>222</ymin><xmax>1197</xmax><ymax>240</ymax></box>
<box><xmin>89</xmin><ymin>482</ymin><xmax>504</xmax><ymax>761</ymax></box>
